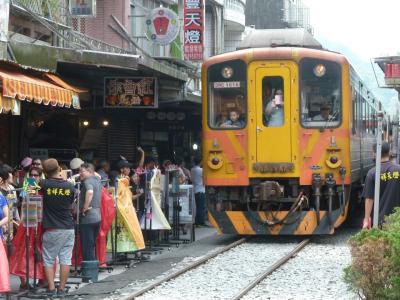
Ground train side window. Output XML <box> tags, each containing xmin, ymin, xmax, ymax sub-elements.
<box><xmin>262</xmin><ymin>76</ymin><xmax>284</xmax><ymax>127</ymax></box>
<box><xmin>208</xmin><ymin>82</ymin><xmax>246</xmax><ymax>129</ymax></box>
<box><xmin>352</xmin><ymin>89</ymin><xmax>357</xmax><ymax>135</ymax></box>
<box><xmin>300</xmin><ymin>58</ymin><xmax>342</xmax><ymax>128</ymax></box>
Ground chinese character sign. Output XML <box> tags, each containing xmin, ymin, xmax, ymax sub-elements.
<box><xmin>184</xmin><ymin>0</ymin><xmax>204</xmax><ymax>61</ymax></box>
<box><xmin>104</xmin><ymin>77</ymin><xmax>158</xmax><ymax>108</ymax></box>
<box><xmin>69</xmin><ymin>0</ymin><xmax>96</xmax><ymax>17</ymax></box>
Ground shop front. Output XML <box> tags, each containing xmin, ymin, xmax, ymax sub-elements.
<box><xmin>0</xmin><ymin>60</ymin><xmax>82</xmax><ymax>166</ymax></box>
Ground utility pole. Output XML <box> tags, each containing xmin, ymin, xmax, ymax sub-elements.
<box><xmin>373</xmin><ymin>111</ymin><xmax>384</xmax><ymax>228</ymax></box>
<box><xmin>0</xmin><ymin>0</ymin><xmax>10</xmax><ymax>59</ymax></box>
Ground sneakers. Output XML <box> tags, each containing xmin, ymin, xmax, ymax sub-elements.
<box><xmin>57</xmin><ymin>289</ymin><xmax>67</xmax><ymax>298</ymax></box>
<box><xmin>44</xmin><ymin>289</ymin><xmax>57</xmax><ymax>297</ymax></box>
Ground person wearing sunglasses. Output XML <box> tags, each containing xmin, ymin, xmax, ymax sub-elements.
<box><xmin>28</xmin><ymin>168</ymin><xmax>43</xmax><ymax>185</ymax></box>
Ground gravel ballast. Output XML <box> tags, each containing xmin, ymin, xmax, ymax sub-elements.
<box><xmin>108</xmin><ymin>230</ymin><xmax>358</xmax><ymax>300</ymax></box>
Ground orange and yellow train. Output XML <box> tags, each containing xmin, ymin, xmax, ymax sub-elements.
<box><xmin>202</xmin><ymin>30</ymin><xmax>388</xmax><ymax>235</ymax></box>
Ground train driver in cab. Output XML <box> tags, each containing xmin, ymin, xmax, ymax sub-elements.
<box><xmin>313</xmin><ymin>104</ymin><xmax>332</xmax><ymax>121</ymax></box>
<box><xmin>265</xmin><ymin>88</ymin><xmax>284</xmax><ymax>127</ymax></box>
<box><xmin>220</xmin><ymin>109</ymin><xmax>244</xmax><ymax>128</ymax></box>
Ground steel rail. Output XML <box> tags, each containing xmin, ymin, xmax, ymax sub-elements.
<box><xmin>122</xmin><ymin>237</ymin><xmax>247</xmax><ymax>300</ymax></box>
<box><xmin>231</xmin><ymin>238</ymin><xmax>311</xmax><ymax>300</ymax></box>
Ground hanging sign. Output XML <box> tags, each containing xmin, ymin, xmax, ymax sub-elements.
<box><xmin>104</xmin><ymin>77</ymin><xmax>158</xmax><ymax>108</ymax></box>
<box><xmin>184</xmin><ymin>0</ymin><xmax>204</xmax><ymax>61</ymax></box>
<box><xmin>0</xmin><ymin>0</ymin><xmax>10</xmax><ymax>42</ymax></box>
<box><xmin>145</xmin><ymin>7</ymin><xmax>180</xmax><ymax>45</ymax></box>
<box><xmin>69</xmin><ymin>0</ymin><xmax>96</xmax><ymax>17</ymax></box>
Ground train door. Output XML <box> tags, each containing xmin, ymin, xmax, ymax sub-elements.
<box><xmin>254</xmin><ymin>65</ymin><xmax>292</xmax><ymax>163</ymax></box>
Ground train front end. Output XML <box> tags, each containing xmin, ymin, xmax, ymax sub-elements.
<box><xmin>202</xmin><ymin>47</ymin><xmax>352</xmax><ymax>235</ymax></box>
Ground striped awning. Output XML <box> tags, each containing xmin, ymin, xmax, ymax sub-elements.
<box><xmin>0</xmin><ymin>67</ymin><xmax>80</xmax><ymax>110</ymax></box>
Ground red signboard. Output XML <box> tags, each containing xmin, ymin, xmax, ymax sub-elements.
<box><xmin>184</xmin><ymin>0</ymin><xmax>204</xmax><ymax>61</ymax></box>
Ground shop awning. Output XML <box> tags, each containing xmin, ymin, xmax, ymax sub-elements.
<box><xmin>0</xmin><ymin>68</ymin><xmax>79</xmax><ymax>108</ymax></box>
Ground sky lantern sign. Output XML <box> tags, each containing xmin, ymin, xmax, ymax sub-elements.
<box><xmin>184</xmin><ymin>0</ymin><xmax>204</xmax><ymax>61</ymax></box>
<box><xmin>145</xmin><ymin>7</ymin><xmax>180</xmax><ymax>45</ymax></box>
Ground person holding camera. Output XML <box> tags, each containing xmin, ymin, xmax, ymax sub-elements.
<box><xmin>265</xmin><ymin>88</ymin><xmax>284</xmax><ymax>127</ymax></box>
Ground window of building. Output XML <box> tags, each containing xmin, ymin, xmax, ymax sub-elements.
<box><xmin>300</xmin><ymin>58</ymin><xmax>342</xmax><ymax>128</ymax></box>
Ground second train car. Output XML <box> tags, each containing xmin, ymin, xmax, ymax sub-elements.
<box><xmin>202</xmin><ymin>29</ymin><xmax>389</xmax><ymax>235</ymax></box>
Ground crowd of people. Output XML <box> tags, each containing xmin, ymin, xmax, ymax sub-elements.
<box><xmin>0</xmin><ymin>150</ymin><xmax>206</xmax><ymax>296</ymax></box>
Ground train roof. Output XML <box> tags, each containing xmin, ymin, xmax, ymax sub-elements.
<box><xmin>238</xmin><ymin>28</ymin><xmax>323</xmax><ymax>50</ymax></box>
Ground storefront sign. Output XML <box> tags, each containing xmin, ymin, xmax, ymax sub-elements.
<box><xmin>145</xmin><ymin>7</ymin><xmax>180</xmax><ymax>45</ymax></box>
<box><xmin>69</xmin><ymin>0</ymin><xmax>96</xmax><ymax>17</ymax></box>
<box><xmin>0</xmin><ymin>0</ymin><xmax>10</xmax><ymax>42</ymax></box>
<box><xmin>184</xmin><ymin>0</ymin><xmax>204</xmax><ymax>61</ymax></box>
<box><xmin>104</xmin><ymin>77</ymin><xmax>158</xmax><ymax>108</ymax></box>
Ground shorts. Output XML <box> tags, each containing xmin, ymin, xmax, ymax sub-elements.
<box><xmin>42</xmin><ymin>229</ymin><xmax>75</xmax><ymax>267</ymax></box>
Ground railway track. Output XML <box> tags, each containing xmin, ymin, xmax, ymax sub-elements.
<box><xmin>231</xmin><ymin>238</ymin><xmax>310</xmax><ymax>300</ymax></box>
<box><xmin>121</xmin><ymin>237</ymin><xmax>248</xmax><ymax>300</ymax></box>
<box><xmin>117</xmin><ymin>237</ymin><xmax>310</xmax><ymax>300</ymax></box>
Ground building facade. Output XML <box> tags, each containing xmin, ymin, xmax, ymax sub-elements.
<box><xmin>1</xmin><ymin>0</ymin><xmax>248</xmax><ymax>166</ymax></box>
<box><xmin>245</xmin><ymin>0</ymin><xmax>313</xmax><ymax>34</ymax></box>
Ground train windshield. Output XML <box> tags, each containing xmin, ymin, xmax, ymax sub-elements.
<box><xmin>300</xmin><ymin>58</ymin><xmax>342</xmax><ymax>128</ymax></box>
<box><xmin>207</xmin><ymin>60</ymin><xmax>247</xmax><ymax>129</ymax></box>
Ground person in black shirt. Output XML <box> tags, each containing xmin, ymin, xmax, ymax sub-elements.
<box><xmin>362</xmin><ymin>142</ymin><xmax>400</xmax><ymax>229</ymax></box>
<box><xmin>40</xmin><ymin>159</ymin><xmax>75</xmax><ymax>297</ymax></box>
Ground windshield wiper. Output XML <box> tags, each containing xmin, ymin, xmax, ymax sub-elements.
<box><xmin>322</xmin><ymin>110</ymin><xmax>339</xmax><ymax>131</ymax></box>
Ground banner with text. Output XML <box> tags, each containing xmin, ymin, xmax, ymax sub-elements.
<box><xmin>183</xmin><ymin>0</ymin><xmax>204</xmax><ymax>61</ymax></box>
<box><xmin>104</xmin><ymin>77</ymin><xmax>158</xmax><ymax>108</ymax></box>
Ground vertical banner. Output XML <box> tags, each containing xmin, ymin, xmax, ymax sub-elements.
<box><xmin>0</xmin><ymin>0</ymin><xmax>10</xmax><ymax>42</ymax></box>
<box><xmin>184</xmin><ymin>0</ymin><xmax>204</xmax><ymax>61</ymax></box>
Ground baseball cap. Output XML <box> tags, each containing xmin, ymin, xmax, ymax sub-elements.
<box><xmin>70</xmin><ymin>158</ymin><xmax>84</xmax><ymax>170</ymax></box>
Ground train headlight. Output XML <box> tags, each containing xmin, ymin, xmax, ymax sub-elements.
<box><xmin>330</xmin><ymin>156</ymin><xmax>338</xmax><ymax>164</ymax></box>
<box><xmin>313</xmin><ymin>64</ymin><xmax>326</xmax><ymax>77</ymax></box>
<box><xmin>221</xmin><ymin>66</ymin><xmax>234</xmax><ymax>79</ymax></box>
<box><xmin>325</xmin><ymin>154</ymin><xmax>342</xmax><ymax>169</ymax></box>
<box><xmin>211</xmin><ymin>157</ymin><xmax>220</xmax><ymax>165</ymax></box>
<box><xmin>207</xmin><ymin>153</ymin><xmax>223</xmax><ymax>170</ymax></box>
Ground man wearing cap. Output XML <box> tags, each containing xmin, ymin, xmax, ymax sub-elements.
<box><xmin>40</xmin><ymin>158</ymin><xmax>75</xmax><ymax>297</ymax></box>
<box><xmin>313</xmin><ymin>104</ymin><xmax>332</xmax><ymax>121</ymax></box>
<box><xmin>70</xmin><ymin>158</ymin><xmax>84</xmax><ymax>174</ymax></box>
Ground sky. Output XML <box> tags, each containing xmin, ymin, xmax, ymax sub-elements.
<box><xmin>302</xmin><ymin>0</ymin><xmax>400</xmax><ymax>59</ymax></box>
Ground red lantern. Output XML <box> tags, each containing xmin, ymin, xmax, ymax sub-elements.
<box><xmin>153</xmin><ymin>16</ymin><xmax>169</xmax><ymax>35</ymax></box>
